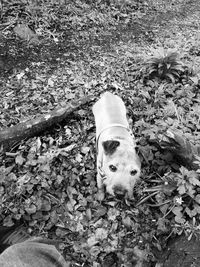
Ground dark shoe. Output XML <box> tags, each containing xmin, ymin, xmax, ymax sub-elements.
<box><xmin>0</xmin><ymin>224</ymin><xmax>30</xmax><ymax>254</ymax></box>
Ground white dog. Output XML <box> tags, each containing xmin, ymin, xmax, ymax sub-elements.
<box><xmin>92</xmin><ymin>92</ymin><xmax>141</xmax><ymax>198</ymax></box>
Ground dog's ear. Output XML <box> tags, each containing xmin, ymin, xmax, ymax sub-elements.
<box><xmin>102</xmin><ymin>140</ymin><xmax>120</xmax><ymax>155</ymax></box>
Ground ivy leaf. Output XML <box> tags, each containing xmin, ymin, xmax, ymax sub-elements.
<box><xmin>81</xmin><ymin>146</ymin><xmax>90</xmax><ymax>154</ymax></box>
<box><xmin>172</xmin><ymin>206</ymin><xmax>182</xmax><ymax>216</ymax></box>
<box><xmin>157</xmin><ymin>218</ymin><xmax>168</xmax><ymax>231</ymax></box>
<box><xmin>178</xmin><ymin>184</ymin><xmax>186</xmax><ymax>195</ymax></box>
<box><xmin>185</xmin><ymin>207</ymin><xmax>197</xmax><ymax>217</ymax></box>
<box><xmin>195</xmin><ymin>194</ymin><xmax>200</xmax><ymax>204</ymax></box>
<box><xmin>175</xmin><ymin>215</ymin><xmax>185</xmax><ymax>224</ymax></box>
<box><xmin>189</xmin><ymin>176</ymin><xmax>200</xmax><ymax>186</ymax></box>
<box><xmin>15</xmin><ymin>154</ymin><xmax>25</xmax><ymax>165</ymax></box>
<box><xmin>25</xmin><ymin>204</ymin><xmax>37</xmax><ymax>214</ymax></box>
<box><xmin>75</xmin><ymin>153</ymin><xmax>82</xmax><ymax>162</ymax></box>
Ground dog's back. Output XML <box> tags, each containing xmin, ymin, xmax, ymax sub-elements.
<box><xmin>93</xmin><ymin>92</ymin><xmax>126</xmax><ymax>116</ymax></box>
<box><xmin>92</xmin><ymin>92</ymin><xmax>129</xmax><ymax>137</ymax></box>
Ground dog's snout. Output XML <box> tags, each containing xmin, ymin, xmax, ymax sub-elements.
<box><xmin>113</xmin><ymin>185</ymin><xmax>127</xmax><ymax>197</ymax></box>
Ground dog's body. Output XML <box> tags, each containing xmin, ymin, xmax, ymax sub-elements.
<box><xmin>92</xmin><ymin>92</ymin><xmax>141</xmax><ymax>198</ymax></box>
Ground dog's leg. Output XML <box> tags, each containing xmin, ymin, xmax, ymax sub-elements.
<box><xmin>96</xmin><ymin>168</ymin><xmax>105</xmax><ymax>201</ymax></box>
<box><xmin>97</xmin><ymin>171</ymin><xmax>103</xmax><ymax>189</ymax></box>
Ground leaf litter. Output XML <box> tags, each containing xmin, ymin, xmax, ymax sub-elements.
<box><xmin>0</xmin><ymin>0</ymin><xmax>200</xmax><ymax>266</ymax></box>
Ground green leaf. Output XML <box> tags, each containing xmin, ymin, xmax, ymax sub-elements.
<box><xmin>171</xmin><ymin>65</ymin><xmax>184</xmax><ymax>72</ymax></box>
<box><xmin>165</xmin><ymin>73</ymin><xmax>175</xmax><ymax>83</ymax></box>
<box><xmin>189</xmin><ymin>176</ymin><xmax>200</xmax><ymax>186</ymax></box>
<box><xmin>175</xmin><ymin>215</ymin><xmax>185</xmax><ymax>224</ymax></box>
<box><xmin>190</xmin><ymin>76</ymin><xmax>199</xmax><ymax>84</ymax></box>
<box><xmin>158</xmin><ymin>62</ymin><xmax>164</xmax><ymax>69</ymax></box>
<box><xmin>195</xmin><ymin>194</ymin><xmax>200</xmax><ymax>204</ymax></box>
<box><xmin>15</xmin><ymin>154</ymin><xmax>25</xmax><ymax>165</ymax></box>
<box><xmin>166</xmin><ymin>63</ymin><xmax>171</xmax><ymax>69</ymax></box>
<box><xmin>178</xmin><ymin>184</ymin><xmax>186</xmax><ymax>195</ymax></box>
<box><xmin>172</xmin><ymin>206</ymin><xmax>183</xmax><ymax>216</ymax></box>
<box><xmin>172</xmin><ymin>206</ymin><xmax>185</xmax><ymax>223</ymax></box>
<box><xmin>170</xmin><ymin>70</ymin><xmax>180</xmax><ymax>77</ymax></box>
<box><xmin>148</xmin><ymin>69</ymin><xmax>157</xmax><ymax>75</ymax></box>
<box><xmin>25</xmin><ymin>204</ymin><xmax>37</xmax><ymax>214</ymax></box>
<box><xmin>185</xmin><ymin>207</ymin><xmax>197</xmax><ymax>217</ymax></box>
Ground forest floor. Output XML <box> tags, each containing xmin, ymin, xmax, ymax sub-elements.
<box><xmin>0</xmin><ymin>0</ymin><xmax>200</xmax><ymax>266</ymax></box>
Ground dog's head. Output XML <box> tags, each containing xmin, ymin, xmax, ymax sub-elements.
<box><xmin>99</xmin><ymin>139</ymin><xmax>141</xmax><ymax>198</ymax></box>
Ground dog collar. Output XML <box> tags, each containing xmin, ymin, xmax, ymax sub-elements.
<box><xmin>96</xmin><ymin>123</ymin><xmax>130</xmax><ymax>147</ymax></box>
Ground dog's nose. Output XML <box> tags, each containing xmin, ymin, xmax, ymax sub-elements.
<box><xmin>113</xmin><ymin>185</ymin><xmax>127</xmax><ymax>198</ymax></box>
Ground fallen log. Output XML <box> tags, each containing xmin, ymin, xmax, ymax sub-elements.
<box><xmin>0</xmin><ymin>95</ymin><xmax>94</xmax><ymax>151</ymax></box>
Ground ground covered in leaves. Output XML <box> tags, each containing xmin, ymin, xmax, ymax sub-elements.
<box><xmin>0</xmin><ymin>0</ymin><xmax>200</xmax><ymax>266</ymax></box>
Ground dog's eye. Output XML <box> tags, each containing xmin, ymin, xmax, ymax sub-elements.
<box><xmin>109</xmin><ymin>165</ymin><xmax>117</xmax><ymax>172</ymax></box>
<box><xmin>130</xmin><ymin>170</ymin><xmax>138</xmax><ymax>176</ymax></box>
